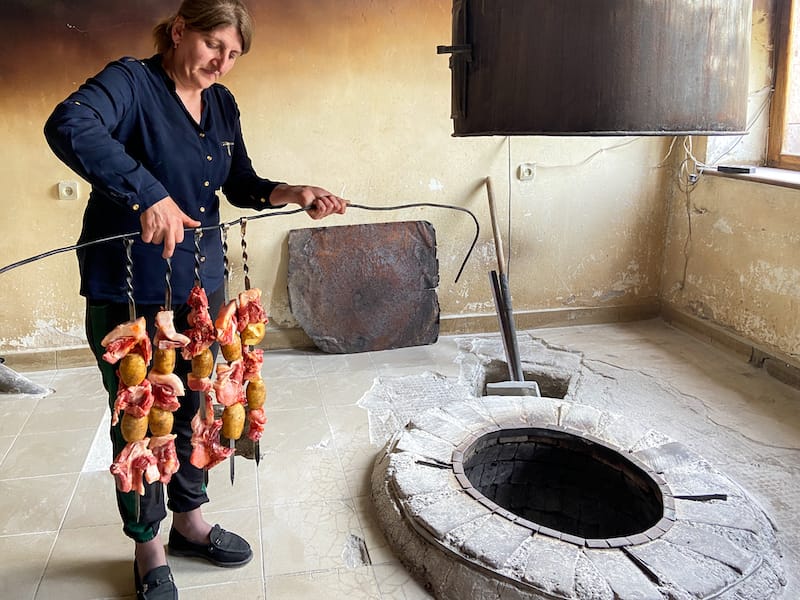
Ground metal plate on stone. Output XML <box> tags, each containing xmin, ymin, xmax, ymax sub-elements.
<box><xmin>287</xmin><ymin>221</ymin><xmax>439</xmax><ymax>353</ymax></box>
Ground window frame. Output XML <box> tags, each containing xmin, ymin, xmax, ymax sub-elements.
<box><xmin>768</xmin><ymin>0</ymin><xmax>800</xmax><ymax>169</ymax></box>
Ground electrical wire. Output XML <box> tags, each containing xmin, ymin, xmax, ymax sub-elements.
<box><xmin>0</xmin><ymin>201</ymin><xmax>480</xmax><ymax>284</ymax></box>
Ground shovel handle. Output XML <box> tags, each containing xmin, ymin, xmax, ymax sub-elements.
<box><xmin>485</xmin><ymin>177</ymin><xmax>506</xmax><ymax>278</ymax></box>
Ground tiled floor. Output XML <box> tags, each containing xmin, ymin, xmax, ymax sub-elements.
<box><xmin>1</xmin><ymin>319</ymin><xmax>799</xmax><ymax>599</ymax></box>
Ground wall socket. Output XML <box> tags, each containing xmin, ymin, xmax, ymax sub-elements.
<box><xmin>58</xmin><ymin>180</ymin><xmax>79</xmax><ymax>200</ymax></box>
<box><xmin>517</xmin><ymin>163</ymin><xmax>536</xmax><ymax>181</ymax></box>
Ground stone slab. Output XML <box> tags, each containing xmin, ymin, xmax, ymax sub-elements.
<box><xmin>633</xmin><ymin>441</ymin><xmax>704</xmax><ymax>473</ymax></box>
<box><xmin>393</xmin><ymin>428</ymin><xmax>454</xmax><ymax>464</ymax></box>
<box><xmin>627</xmin><ymin>539</ymin><xmax>739</xmax><ymax>597</ymax></box>
<box><xmin>584</xmin><ymin>549</ymin><xmax>663</xmax><ymax>600</ymax></box>
<box><xmin>287</xmin><ymin>221</ymin><xmax>439</xmax><ymax>353</ymax></box>
<box><xmin>391</xmin><ymin>455</ymin><xmax>458</xmax><ymax>500</ymax></box>
<box><xmin>460</xmin><ymin>514</ymin><xmax>533</xmax><ymax>569</ymax></box>
<box><xmin>663</xmin><ymin>522</ymin><xmax>758</xmax><ymax>575</ymax></box>
<box><xmin>520</xmin><ymin>534</ymin><xmax>580</xmax><ymax>597</ymax></box>
<box><xmin>413</xmin><ymin>490</ymin><xmax>491</xmax><ymax>539</ymax></box>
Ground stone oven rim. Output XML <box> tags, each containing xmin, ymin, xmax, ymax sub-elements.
<box><xmin>451</xmin><ymin>423</ymin><xmax>675</xmax><ymax>548</ymax></box>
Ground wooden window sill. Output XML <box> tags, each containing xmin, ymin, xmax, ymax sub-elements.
<box><xmin>701</xmin><ymin>166</ymin><xmax>800</xmax><ymax>191</ymax></box>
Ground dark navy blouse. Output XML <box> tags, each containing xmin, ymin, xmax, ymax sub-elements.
<box><xmin>44</xmin><ymin>55</ymin><xmax>283</xmax><ymax>305</ymax></box>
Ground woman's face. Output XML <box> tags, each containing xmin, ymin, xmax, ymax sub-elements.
<box><xmin>171</xmin><ymin>18</ymin><xmax>243</xmax><ymax>91</ymax></box>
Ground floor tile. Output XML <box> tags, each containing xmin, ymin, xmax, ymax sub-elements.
<box><xmin>20</xmin><ymin>393</ymin><xmax>106</xmax><ymax>435</ymax></box>
<box><xmin>373</xmin><ymin>563</ymin><xmax>435</xmax><ymax>599</ymax></box>
<box><xmin>265</xmin><ymin>567</ymin><xmax>381</xmax><ymax>599</ymax></box>
<box><xmin>36</xmin><ymin>523</ymin><xmax>134</xmax><ymax>599</ymax></box>
<box><xmin>317</xmin><ymin>369</ymin><xmax>380</xmax><ymax>407</ymax></box>
<box><xmin>0</xmin><ymin>435</ymin><xmax>14</xmax><ymax>464</ymax></box>
<box><xmin>0</xmin><ymin>396</ymin><xmax>38</xmax><ymax>437</ymax></box>
<box><xmin>82</xmin><ymin>413</ymin><xmax>113</xmax><ymax>473</ymax></box>
<box><xmin>259</xmin><ymin>407</ymin><xmax>332</xmax><ymax>454</ymax></box>
<box><xmin>309</xmin><ymin>351</ymin><xmax>377</xmax><ymax>376</ymax></box>
<box><xmin>257</xmin><ymin>448</ymin><xmax>350</xmax><ymax>505</ymax></box>
<box><xmin>260</xmin><ymin>499</ymin><xmax>363</xmax><ymax>576</ymax></box>
<box><xmin>0</xmin><ymin>474</ymin><xmax>77</xmax><ymax>535</ymax></box>
<box><xmin>181</xmin><ymin>578</ymin><xmax>265</xmax><ymax>599</ymax></box>
<box><xmin>204</xmin><ymin>455</ymin><xmax>259</xmax><ymax>511</ymax></box>
<box><xmin>261</xmin><ymin>375</ymin><xmax>324</xmax><ymax>411</ymax></box>
<box><xmin>261</xmin><ymin>349</ymin><xmax>315</xmax><ymax>380</ymax></box>
<box><xmin>45</xmin><ymin>368</ymin><xmax>106</xmax><ymax>402</ymax></box>
<box><xmin>0</xmin><ymin>532</ymin><xmax>56</xmax><ymax>600</ymax></box>
<box><xmin>0</xmin><ymin>429</ymin><xmax>95</xmax><ymax>479</ymax></box>
<box><xmin>353</xmin><ymin>493</ymin><xmax>396</xmax><ymax>566</ymax></box>
<box><xmin>61</xmin><ymin>471</ymin><xmax>120</xmax><ymax>530</ymax></box>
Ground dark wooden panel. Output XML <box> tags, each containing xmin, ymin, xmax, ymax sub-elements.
<box><xmin>443</xmin><ymin>0</ymin><xmax>751</xmax><ymax>136</ymax></box>
<box><xmin>287</xmin><ymin>221</ymin><xmax>440</xmax><ymax>354</ymax></box>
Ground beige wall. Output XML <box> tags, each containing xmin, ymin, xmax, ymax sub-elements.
<box><xmin>661</xmin><ymin>0</ymin><xmax>800</xmax><ymax>360</ymax></box>
<box><xmin>3</xmin><ymin>1</ymin><xmax>794</xmax><ymax>367</ymax></box>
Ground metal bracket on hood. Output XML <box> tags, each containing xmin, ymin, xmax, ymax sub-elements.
<box><xmin>436</xmin><ymin>45</ymin><xmax>472</xmax><ymax>56</ymax></box>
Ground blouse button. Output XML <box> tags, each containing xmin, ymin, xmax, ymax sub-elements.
<box><xmin>199</xmin><ymin>207</ymin><xmax>206</xmax><ymax>213</ymax></box>
<box><xmin>199</xmin><ymin>132</ymin><xmax>206</xmax><ymax>138</ymax></box>
<box><xmin>132</xmin><ymin>204</ymin><xmax>140</xmax><ymax>211</ymax></box>
<box><xmin>199</xmin><ymin>256</ymin><xmax>206</xmax><ymax>263</ymax></box>
<box><xmin>203</xmin><ymin>181</ymin><xmax>210</xmax><ymax>187</ymax></box>
<box><xmin>206</xmin><ymin>155</ymin><xmax>213</xmax><ymax>161</ymax></box>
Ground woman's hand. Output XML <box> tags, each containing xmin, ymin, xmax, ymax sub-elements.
<box><xmin>271</xmin><ymin>184</ymin><xmax>348</xmax><ymax>220</ymax></box>
<box><xmin>140</xmin><ymin>196</ymin><xmax>202</xmax><ymax>258</ymax></box>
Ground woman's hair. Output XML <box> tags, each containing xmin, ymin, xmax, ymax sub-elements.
<box><xmin>153</xmin><ymin>0</ymin><xmax>254</xmax><ymax>54</ymax></box>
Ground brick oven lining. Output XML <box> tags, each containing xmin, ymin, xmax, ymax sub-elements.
<box><xmin>455</xmin><ymin>427</ymin><xmax>671</xmax><ymax>546</ymax></box>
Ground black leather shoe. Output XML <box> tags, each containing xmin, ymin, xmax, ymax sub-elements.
<box><xmin>168</xmin><ymin>524</ymin><xmax>252</xmax><ymax>567</ymax></box>
<box><xmin>134</xmin><ymin>562</ymin><xmax>178</xmax><ymax>600</ymax></box>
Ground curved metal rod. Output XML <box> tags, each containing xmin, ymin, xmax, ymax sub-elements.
<box><xmin>0</xmin><ymin>202</ymin><xmax>480</xmax><ymax>283</ymax></box>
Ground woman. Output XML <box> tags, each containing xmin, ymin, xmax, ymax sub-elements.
<box><xmin>44</xmin><ymin>1</ymin><xmax>346</xmax><ymax>598</ymax></box>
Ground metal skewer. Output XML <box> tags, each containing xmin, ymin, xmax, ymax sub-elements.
<box><xmin>240</xmin><ymin>218</ymin><xmax>261</xmax><ymax>466</ymax></box>
<box><xmin>193</xmin><ymin>229</ymin><xmax>205</xmax><ymax>426</ymax></box>
<box><xmin>164</xmin><ymin>257</ymin><xmax>172</xmax><ymax>310</ymax></box>
<box><xmin>193</xmin><ymin>228</ymin><xmax>211</xmax><ymax>488</ymax></box>
<box><xmin>221</xmin><ymin>225</ymin><xmax>236</xmax><ymax>486</ymax></box>
<box><xmin>124</xmin><ymin>238</ymin><xmax>141</xmax><ymax>524</ymax></box>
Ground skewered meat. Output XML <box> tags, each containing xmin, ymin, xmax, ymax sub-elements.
<box><xmin>241</xmin><ymin>347</ymin><xmax>264</xmax><ymax>382</ymax></box>
<box><xmin>149</xmin><ymin>434</ymin><xmax>179</xmax><ymax>484</ymax></box>
<box><xmin>101</xmin><ymin>317</ymin><xmax>152</xmax><ymax>365</ymax></box>
<box><xmin>215</xmin><ymin>300</ymin><xmax>239</xmax><ymax>346</ymax></box>
<box><xmin>187</xmin><ymin>373</ymin><xmax>213</xmax><ymax>393</ymax></box>
<box><xmin>236</xmin><ymin>289</ymin><xmax>267</xmax><ymax>329</ymax></box>
<box><xmin>247</xmin><ymin>408</ymin><xmax>267</xmax><ymax>442</ymax></box>
<box><xmin>147</xmin><ymin>370</ymin><xmax>185</xmax><ymax>412</ymax></box>
<box><xmin>182</xmin><ymin>286</ymin><xmax>216</xmax><ymax>359</ymax></box>
<box><xmin>189</xmin><ymin>396</ymin><xmax>233</xmax><ymax>469</ymax></box>
<box><xmin>213</xmin><ymin>360</ymin><xmax>245</xmax><ymax>407</ymax></box>
<box><xmin>111</xmin><ymin>379</ymin><xmax>154</xmax><ymax>425</ymax></box>
<box><xmin>110</xmin><ymin>439</ymin><xmax>160</xmax><ymax>495</ymax></box>
<box><xmin>154</xmin><ymin>310</ymin><xmax>191</xmax><ymax>349</ymax></box>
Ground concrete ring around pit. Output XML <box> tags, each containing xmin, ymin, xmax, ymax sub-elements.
<box><xmin>370</xmin><ymin>396</ymin><xmax>786</xmax><ymax>600</ymax></box>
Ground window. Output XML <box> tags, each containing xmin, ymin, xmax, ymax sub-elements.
<box><xmin>769</xmin><ymin>0</ymin><xmax>800</xmax><ymax>169</ymax></box>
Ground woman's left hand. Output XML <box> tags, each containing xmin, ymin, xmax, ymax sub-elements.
<box><xmin>271</xmin><ymin>184</ymin><xmax>348</xmax><ymax>219</ymax></box>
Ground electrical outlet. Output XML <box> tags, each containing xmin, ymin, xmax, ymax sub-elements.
<box><xmin>517</xmin><ymin>163</ymin><xmax>536</xmax><ymax>181</ymax></box>
<box><xmin>58</xmin><ymin>180</ymin><xmax>79</xmax><ymax>200</ymax></box>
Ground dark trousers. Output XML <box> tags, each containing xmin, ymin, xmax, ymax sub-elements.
<box><xmin>85</xmin><ymin>287</ymin><xmax>223</xmax><ymax>543</ymax></box>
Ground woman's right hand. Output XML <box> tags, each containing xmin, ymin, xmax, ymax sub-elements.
<box><xmin>140</xmin><ymin>196</ymin><xmax>201</xmax><ymax>258</ymax></box>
